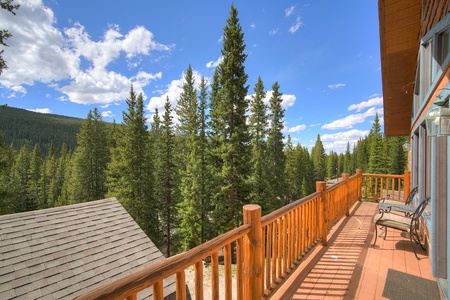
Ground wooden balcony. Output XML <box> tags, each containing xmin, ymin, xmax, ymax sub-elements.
<box><xmin>75</xmin><ymin>170</ymin><xmax>438</xmax><ymax>300</ymax></box>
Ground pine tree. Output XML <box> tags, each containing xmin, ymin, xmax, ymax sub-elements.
<box><xmin>284</xmin><ymin>136</ymin><xmax>297</xmax><ymax>203</ymax></box>
<box><xmin>210</xmin><ymin>4</ymin><xmax>251</xmax><ymax>232</ymax></box>
<box><xmin>176</xmin><ymin>66</ymin><xmax>203</xmax><ymax>250</ymax></box>
<box><xmin>368</xmin><ymin>113</ymin><xmax>386</xmax><ymax>174</ymax></box>
<box><xmin>267</xmin><ymin>81</ymin><xmax>286</xmax><ymax>209</ymax></box>
<box><xmin>327</xmin><ymin>151</ymin><xmax>339</xmax><ymax>179</ymax></box>
<box><xmin>0</xmin><ymin>130</ymin><xmax>16</xmax><ymax>214</ymax></box>
<box><xmin>387</xmin><ymin>136</ymin><xmax>407</xmax><ymax>175</ymax></box>
<box><xmin>71</xmin><ymin>108</ymin><xmax>110</xmax><ymax>202</ymax></box>
<box><xmin>11</xmin><ymin>145</ymin><xmax>29</xmax><ymax>212</ymax></box>
<box><xmin>159</xmin><ymin>97</ymin><xmax>176</xmax><ymax>256</ymax></box>
<box><xmin>27</xmin><ymin>144</ymin><xmax>42</xmax><ymax>211</ymax></box>
<box><xmin>343</xmin><ymin>142</ymin><xmax>351</xmax><ymax>174</ymax></box>
<box><xmin>311</xmin><ymin>134</ymin><xmax>326</xmax><ymax>182</ymax></box>
<box><xmin>197</xmin><ymin>77</ymin><xmax>211</xmax><ymax>242</ymax></box>
<box><xmin>107</xmin><ymin>86</ymin><xmax>157</xmax><ymax>241</ymax></box>
<box><xmin>248</xmin><ymin>76</ymin><xmax>271</xmax><ymax>213</ymax></box>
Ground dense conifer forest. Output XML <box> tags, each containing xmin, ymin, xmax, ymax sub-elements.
<box><xmin>0</xmin><ymin>5</ymin><xmax>407</xmax><ymax>256</ymax></box>
<box><xmin>0</xmin><ymin>106</ymin><xmax>84</xmax><ymax>155</ymax></box>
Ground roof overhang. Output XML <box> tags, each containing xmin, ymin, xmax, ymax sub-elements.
<box><xmin>378</xmin><ymin>0</ymin><xmax>422</xmax><ymax>136</ymax></box>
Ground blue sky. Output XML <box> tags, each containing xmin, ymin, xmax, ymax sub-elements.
<box><xmin>0</xmin><ymin>0</ymin><xmax>383</xmax><ymax>153</ymax></box>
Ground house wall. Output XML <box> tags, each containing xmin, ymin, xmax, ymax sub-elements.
<box><xmin>410</xmin><ymin>7</ymin><xmax>450</xmax><ymax>298</ymax></box>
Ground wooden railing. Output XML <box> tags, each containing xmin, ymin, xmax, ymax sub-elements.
<box><xmin>75</xmin><ymin>170</ymin><xmax>408</xmax><ymax>300</ymax></box>
<box><xmin>361</xmin><ymin>171</ymin><xmax>410</xmax><ymax>202</ymax></box>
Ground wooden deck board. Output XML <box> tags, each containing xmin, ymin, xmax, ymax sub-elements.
<box><xmin>271</xmin><ymin>201</ymin><xmax>436</xmax><ymax>300</ymax></box>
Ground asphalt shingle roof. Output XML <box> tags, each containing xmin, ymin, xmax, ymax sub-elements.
<box><xmin>0</xmin><ymin>197</ymin><xmax>175</xmax><ymax>299</ymax></box>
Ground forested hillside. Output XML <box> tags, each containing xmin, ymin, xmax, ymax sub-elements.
<box><xmin>0</xmin><ymin>106</ymin><xmax>83</xmax><ymax>155</ymax></box>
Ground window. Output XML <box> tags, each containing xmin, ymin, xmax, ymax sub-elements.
<box><xmin>437</xmin><ymin>27</ymin><xmax>450</xmax><ymax>69</ymax></box>
<box><xmin>421</xmin><ymin>39</ymin><xmax>433</xmax><ymax>101</ymax></box>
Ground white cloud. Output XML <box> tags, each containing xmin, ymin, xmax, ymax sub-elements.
<box><xmin>27</xmin><ymin>108</ymin><xmax>52</xmax><ymax>114</ymax></box>
<box><xmin>328</xmin><ymin>83</ymin><xmax>346</xmax><ymax>90</ymax></box>
<box><xmin>289</xmin><ymin>17</ymin><xmax>302</xmax><ymax>33</ymax></box>
<box><xmin>4</xmin><ymin>85</ymin><xmax>26</xmax><ymax>98</ymax></box>
<box><xmin>321</xmin><ymin>129</ymin><xmax>370</xmax><ymax>153</ymax></box>
<box><xmin>101</xmin><ymin>110</ymin><xmax>114</xmax><ymax>118</ymax></box>
<box><xmin>206</xmin><ymin>56</ymin><xmax>224</xmax><ymax>68</ymax></box>
<box><xmin>321</xmin><ymin>107</ymin><xmax>383</xmax><ymax>130</ymax></box>
<box><xmin>0</xmin><ymin>0</ymin><xmax>171</xmax><ymax>105</ymax></box>
<box><xmin>269</xmin><ymin>28</ymin><xmax>280</xmax><ymax>36</ymax></box>
<box><xmin>285</xmin><ymin>6</ymin><xmax>295</xmax><ymax>17</ymax></box>
<box><xmin>263</xmin><ymin>91</ymin><xmax>296</xmax><ymax>110</ymax></box>
<box><xmin>251</xmin><ymin>23</ymin><xmax>256</xmax><ymax>29</ymax></box>
<box><xmin>147</xmin><ymin>69</ymin><xmax>204</xmax><ymax>114</ymax></box>
<box><xmin>321</xmin><ymin>114</ymin><xmax>366</xmax><ymax>130</ymax></box>
<box><xmin>288</xmin><ymin>124</ymin><xmax>306</xmax><ymax>133</ymax></box>
<box><xmin>348</xmin><ymin>96</ymin><xmax>383</xmax><ymax>112</ymax></box>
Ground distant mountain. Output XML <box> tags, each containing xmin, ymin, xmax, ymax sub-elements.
<box><xmin>0</xmin><ymin>106</ymin><xmax>84</xmax><ymax>155</ymax></box>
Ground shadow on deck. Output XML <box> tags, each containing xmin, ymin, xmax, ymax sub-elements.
<box><xmin>271</xmin><ymin>202</ymin><xmax>436</xmax><ymax>300</ymax></box>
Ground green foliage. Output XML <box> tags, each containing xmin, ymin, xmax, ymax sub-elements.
<box><xmin>0</xmin><ymin>107</ymin><xmax>85</xmax><ymax>155</ymax></box>
<box><xmin>0</xmin><ymin>0</ymin><xmax>20</xmax><ymax>75</ymax></box>
<box><xmin>368</xmin><ymin>113</ymin><xmax>387</xmax><ymax>174</ymax></box>
<box><xmin>248</xmin><ymin>76</ymin><xmax>271</xmax><ymax>213</ymax></box>
<box><xmin>71</xmin><ymin>109</ymin><xmax>110</xmax><ymax>202</ymax></box>
<box><xmin>107</xmin><ymin>86</ymin><xmax>157</xmax><ymax>243</ymax></box>
<box><xmin>209</xmin><ymin>4</ymin><xmax>251</xmax><ymax>233</ymax></box>
<box><xmin>267</xmin><ymin>81</ymin><xmax>286</xmax><ymax>208</ymax></box>
<box><xmin>311</xmin><ymin>134</ymin><xmax>326</xmax><ymax>182</ymax></box>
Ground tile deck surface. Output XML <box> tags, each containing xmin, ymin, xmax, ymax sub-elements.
<box><xmin>271</xmin><ymin>201</ymin><xmax>437</xmax><ymax>300</ymax></box>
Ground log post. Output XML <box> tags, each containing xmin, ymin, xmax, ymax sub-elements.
<box><xmin>356</xmin><ymin>169</ymin><xmax>363</xmax><ymax>201</ymax></box>
<box><xmin>243</xmin><ymin>204</ymin><xmax>263</xmax><ymax>300</ymax></box>
<box><xmin>404</xmin><ymin>170</ymin><xmax>411</xmax><ymax>200</ymax></box>
<box><xmin>316</xmin><ymin>181</ymin><xmax>328</xmax><ymax>246</ymax></box>
<box><xmin>342</xmin><ymin>173</ymin><xmax>350</xmax><ymax>216</ymax></box>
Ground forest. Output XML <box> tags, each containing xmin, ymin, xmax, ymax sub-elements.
<box><xmin>0</xmin><ymin>5</ymin><xmax>407</xmax><ymax>257</ymax></box>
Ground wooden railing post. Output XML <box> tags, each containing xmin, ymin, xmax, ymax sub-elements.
<box><xmin>316</xmin><ymin>181</ymin><xmax>328</xmax><ymax>246</ymax></box>
<box><xmin>342</xmin><ymin>173</ymin><xmax>350</xmax><ymax>216</ymax></box>
<box><xmin>356</xmin><ymin>169</ymin><xmax>363</xmax><ymax>201</ymax></box>
<box><xmin>243</xmin><ymin>204</ymin><xmax>263</xmax><ymax>300</ymax></box>
<box><xmin>404</xmin><ymin>170</ymin><xmax>411</xmax><ymax>199</ymax></box>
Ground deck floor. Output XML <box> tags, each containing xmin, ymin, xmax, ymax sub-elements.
<box><xmin>271</xmin><ymin>201</ymin><xmax>437</xmax><ymax>300</ymax></box>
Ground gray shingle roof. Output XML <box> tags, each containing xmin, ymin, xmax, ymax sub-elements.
<box><xmin>0</xmin><ymin>198</ymin><xmax>176</xmax><ymax>299</ymax></box>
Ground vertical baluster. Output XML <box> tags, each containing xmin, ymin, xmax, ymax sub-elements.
<box><xmin>271</xmin><ymin>221</ymin><xmax>277</xmax><ymax>284</ymax></box>
<box><xmin>153</xmin><ymin>281</ymin><xmax>164</xmax><ymax>300</ymax></box>
<box><xmin>224</xmin><ymin>244</ymin><xmax>232</xmax><ymax>300</ymax></box>
<box><xmin>265</xmin><ymin>225</ymin><xmax>271</xmax><ymax>289</ymax></box>
<box><xmin>176</xmin><ymin>271</ymin><xmax>186</xmax><ymax>300</ymax></box>
<box><xmin>236</xmin><ymin>238</ymin><xmax>243</xmax><ymax>300</ymax></box>
<box><xmin>211</xmin><ymin>252</ymin><xmax>219</xmax><ymax>299</ymax></box>
<box><xmin>194</xmin><ymin>260</ymin><xmax>204</xmax><ymax>300</ymax></box>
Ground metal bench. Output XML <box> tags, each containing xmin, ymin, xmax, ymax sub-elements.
<box><xmin>373</xmin><ymin>196</ymin><xmax>430</xmax><ymax>260</ymax></box>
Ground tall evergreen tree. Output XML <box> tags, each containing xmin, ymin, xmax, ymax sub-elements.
<box><xmin>159</xmin><ymin>97</ymin><xmax>176</xmax><ymax>256</ymax></box>
<box><xmin>107</xmin><ymin>86</ymin><xmax>157</xmax><ymax>241</ymax></box>
<box><xmin>387</xmin><ymin>136</ymin><xmax>407</xmax><ymax>174</ymax></box>
<box><xmin>197</xmin><ymin>77</ymin><xmax>212</xmax><ymax>242</ymax></box>
<box><xmin>368</xmin><ymin>113</ymin><xmax>386</xmax><ymax>174</ymax></box>
<box><xmin>71</xmin><ymin>108</ymin><xmax>110</xmax><ymax>202</ymax></box>
<box><xmin>311</xmin><ymin>134</ymin><xmax>326</xmax><ymax>182</ymax></box>
<box><xmin>248</xmin><ymin>76</ymin><xmax>270</xmax><ymax>213</ymax></box>
<box><xmin>267</xmin><ymin>81</ymin><xmax>286</xmax><ymax>209</ymax></box>
<box><xmin>210</xmin><ymin>4</ymin><xmax>251</xmax><ymax>232</ymax></box>
<box><xmin>327</xmin><ymin>151</ymin><xmax>339</xmax><ymax>179</ymax></box>
<box><xmin>176</xmin><ymin>66</ymin><xmax>203</xmax><ymax>250</ymax></box>
<box><xmin>27</xmin><ymin>144</ymin><xmax>42</xmax><ymax>210</ymax></box>
<box><xmin>343</xmin><ymin>142</ymin><xmax>352</xmax><ymax>174</ymax></box>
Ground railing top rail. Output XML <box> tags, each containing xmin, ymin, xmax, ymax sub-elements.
<box><xmin>362</xmin><ymin>173</ymin><xmax>404</xmax><ymax>179</ymax></box>
<box><xmin>261</xmin><ymin>191</ymin><xmax>321</xmax><ymax>227</ymax></box>
<box><xmin>75</xmin><ymin>224</ymin><xmax>251</xmax><ymax>300</ymax></box>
